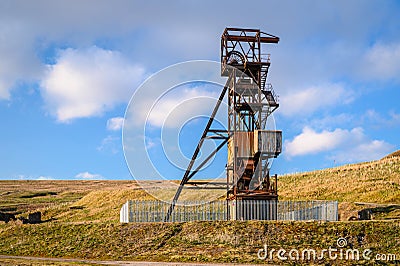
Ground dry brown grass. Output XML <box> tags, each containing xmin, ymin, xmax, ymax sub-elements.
<box><xmin>37</xmin><ymin>184</ymin><xmax>225</xmax><ymax>223</ymax></box>
<box><xmin>0</xmin><ymin>180</ymin><xmax>138</xmax><ymax>214</ymax></box>
<box><xmin>383</xmin><ymin>149</ymin><xmax>400</xmax><ymax>159</ymax></box>
<box><xmin>279</xmin><ymin>156</ymin><xmax>400</xmax><ymax>204</ymax></box>
<box><xmin>1</xmin><ymin>154</ymin><xmax>399</xmax><ymax>222</ymax></box>
<box><xmin>41</xmin><ymin>188</ymin><xmax>154</xmax><ymax>223</ymax></box>
<box><xmin>279</xmin><ymin>156</ymin><xmax>400</xmax><ymax>220</ymax></box>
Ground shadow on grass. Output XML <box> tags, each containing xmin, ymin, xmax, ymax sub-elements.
<box><xmin>361</xmin><ymin>204</ymin><xmax>400</xmax><ymax>220</ymax></box>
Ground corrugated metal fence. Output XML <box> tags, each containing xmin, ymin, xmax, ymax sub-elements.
<box><xmin>120</xmin><ymin>200</ymin><xmax>338</xmax><ymax>223</ymax></box>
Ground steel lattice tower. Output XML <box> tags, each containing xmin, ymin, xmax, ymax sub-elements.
<box><xmin>166</xmin><ymin>28</ymin><xmax>282</xmax><ymax>221</ymax></box>
<box><xmin>221</xmin><ymin>28</ymin><xmax>281</xmax><ymax>202</ymax></box>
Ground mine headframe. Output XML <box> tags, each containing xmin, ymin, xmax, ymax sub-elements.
<box><xmin>165</xmin><ymin>28</ymin><xmax>282</xmax><ymax>221</ymax></box>
<box><xmin>222</xmin><ymin>28</ymin><xmax>282</xmax><ymax>203</ymax></box>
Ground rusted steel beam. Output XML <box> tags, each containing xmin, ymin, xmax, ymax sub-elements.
<box><xmin>223</xmin><ymin>35</ymin><xmax>279</xmax><ymax>43</ymax></box>
<box><xmin>165</xmin><ymin>85</ymin><xmax>229</xmax><ymax>222</ymax></box>
<box><xmin>225</xmin><ymin>27</ymin><xmax>261</xmax><ymax>32</ymax></box>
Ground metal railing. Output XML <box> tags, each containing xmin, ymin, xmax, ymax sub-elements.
<box><xmin>261</xmin><ymin>53</ymin><xmax>271</xmax><ymax>63</ymax></box>
<box><xmin>120</xmin><ymin>200</ymin><xmax>338</xmax><ymax>223</ymax></box>
<box><xmin>278</xmin><ymin>200</ymin><xmax>338</xmax><ymax>221</ymax></box>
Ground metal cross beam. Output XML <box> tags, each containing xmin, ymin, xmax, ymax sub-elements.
<box><xmin>164</xmin><ymin>85</ymin><xmax>228</xmax><ymax>222</ymax></box>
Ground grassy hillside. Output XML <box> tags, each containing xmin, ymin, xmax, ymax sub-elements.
<box><xmin>0</xmin><ymin>154</ymin><xmax>399</xmax><ymax>264</ymax></box>
<box><xmin>0</xmin><ymin>220</ymin><xmax>399</xmax><ymax>265</ymax></box>
<box><xmin>279</xmin><ymin>156</ymin><xmax>400</xmax><ymax>203</ymax></box>
<box><xmin>278</xmin><ymin>156</ymin><xmax>400</xmax><ymax>220</ymax></box>
<box><xmin>0</xmin><ymin>180</ymin><xmax>227</xmax><ymax>223</ymax></box>
<box><xmin>383</xmin><ymin>150</ymin><xmax>400</xmax><ymax>159</ymax></box>
<box><xmin>1</xmin><ymin>155</ymin><xmax>399</xmax><ymax>223</ymax></box>
<box><xmin>0</xmin><ymin>180</ymin><xmax>137</xmax><ymax>215</ymax></box>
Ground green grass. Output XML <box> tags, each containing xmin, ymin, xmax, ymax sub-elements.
<box><xmin>0</xmin><ymin>257</ymin><xmax>92</xmax><ymax>265</ymax></box>
<box><xmin>0</xmin><ymin>220</ymin><xmax>399</xmax><ymax>265</ymax></box>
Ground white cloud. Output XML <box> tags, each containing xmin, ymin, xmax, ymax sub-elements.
<box><xmin>145</xmin><ymin>137</ymin><xmax>157</xmax><ymax>150</ymax></box>
<box><xmin>279</xmin><ymin>84</ymin><xmax>353</xmax><ymax>117</ymax></box>
<box><xmin>16</xmin><ymin>174</ymin><xmax>26</xmax><ymax>180</ymax></box>
<box><xmin>0</xmin><ymin>21</ymin><xmax>43</xmax><ymax>100</ymax></box>
<box><xmin>389</xmin><ymin>111</ymin><xmax>400</xmax><ymax>124</ymax></box>
<box><xmin>333</xmin><ymin>140</ymin><xmax>393</xmax><ymax>163</ymax></box>
<box><xmin>0</xmin><ymin>79</ymin><xmax>12</xmax><ymax>99</ymax></box>
<box><xmin>285</xmin><ymin>126</ymin><xmax>393</xmax><ymax>163</ymax></box>
<box><xmin>107</xmin><ymin>117</ymin><xmax>124</xmax><ymax>131</ymax></box>
<box><xmin>40</xmin><ymin>46</ymin><xmax>146</xmax><ymax>122</ymax></box>
<box><xmin>361</xmin><ymin>42</ymin><xmax>400</xmax><ymax>80</ymax></box>
<box><xmin>0</xmin><ymin>1</ymin><xmax>397</xmax><ymax>103</ymax></box>
<box><xmin>146</xmin><ymin>87</ymin><xmax>219</xmax><ymax>128</ymax></box>
<box><xmin>0</xmin><ymin>0</ymin><xmax>398</xmax><ymax>178</ymax></box>
<box><xmin>36</xmin><ymin>175</ymin><xmax>55</xmax><ymax>180</ymax></box>
<box><xmin>97</xmin><ymin>135</ymin><xmax>120</xmax><ymax>154</ymax></box>
<box><xmin>307</xmin><ymin>113</ymin><xmax>354</xmax><ymax>130</ymax></box>
<box><xmin>12</xmin><ymin>174</ymin><xmax>55</xmax><ymax>180</ymax></box>
<box><xmin>362</xmin><ymin>109</ymin><xmax>400</xmax><ymax>129</ymax></box>
<box><xmin>75</xmin><ymin>171</ymin><xmax>104</xmax><ymax>179</ymax></box>
<box><xmin>285</xmin><ymin>127</ymin><xmax>352</xmax><ymax>157</ymax></box>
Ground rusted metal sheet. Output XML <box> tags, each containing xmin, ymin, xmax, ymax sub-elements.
<box><xmin>228</xmin><ymin>131</ymin><xmax>254</xmax><ymax>160</ymax></box>
<box><xmin>254</xmin><ymin>130</ymin><xmax>282</xmax><ymax>156</ymax></box>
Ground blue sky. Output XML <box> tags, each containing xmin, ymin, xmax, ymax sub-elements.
<box><xmin>1</xmin><ymin>0</ymin><xmax>400</xmax><ymax>180</ymax></box>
